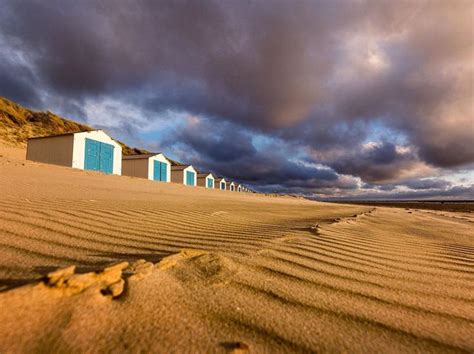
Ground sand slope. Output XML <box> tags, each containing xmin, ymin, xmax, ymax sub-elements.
<box><xmin>0</xmin><ymin>145</ymin><xmax>473</xmax><ymax>353</ymax></box>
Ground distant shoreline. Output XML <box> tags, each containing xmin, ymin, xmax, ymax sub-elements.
<box><xmin>325</xmin><ymin>200</ymin><xmax>474</xmax><ymax>213</ymax></box>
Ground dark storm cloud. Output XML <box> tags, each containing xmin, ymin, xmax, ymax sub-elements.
<box><xmin>172</xmin><ymin>119</ymin><xmax>257</xmax><ymax>162</ymax></box>
<box><xmin>0</xmin><ymin>47</ymin><xmax>41</xmax><ymax>107</ymax></box>
<box><xmin>0</xmin><ymin>68</ymin><xmax>40</xmax><ymax>107</ymax></box>
<box><xmin>2</xmin><ymin>0</ymin><xmax>337</xmax><ymax>127</ymax></box>
<box><xmin>0</xmin><ymin>0</ymin><xmax>472</xmax><ymax>196</ymax></box>
<box><xmin>364</xmin><ymin>178</ymin><xmax>452</xmax><ymax>192</ymax></box>
<box><xmin>165</xmin><ymin>117</ymin><xmax>344</xmax><ymax>190</ymax></box>
<box><xmin>326</xmin><ymin>141</ymin><xmax>422</xmax><ymax>183</ymax></box>
<box><xmin>400</xmin><ymin>179</ymin><xmax>452</xmax><ymax>191</ymax></box>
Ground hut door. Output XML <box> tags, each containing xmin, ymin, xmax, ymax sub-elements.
<box><xmin>84</xmin><ymin>138</ymin><xmax>100</xmax><ymax>171</ymax></box>
<box><xmin>99</xmin><ymin>143</ymin><xmax>114</xmax><ymax>174</ymax></box>
<box><xmin>207</xmin><ymin>178</ymin><xmax>213</xmax><ymax>188</ymax></box>
<box><xmin>186</xmin><ymin>171</ymin><xmax>195</xmax><ymax>185</ymax></box>
<box><xmin>154</xmin><ymin>161</ymin><xmax>167</xmax><ymax>181</ymax></box>
<box><xmin>85</xmin><ymin>138</ymin><xmax>114</xmax><ymax>174</ymax></box>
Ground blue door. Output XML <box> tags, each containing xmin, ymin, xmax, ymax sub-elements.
<box><xmin>160</xmin><ymin>163</ymin><xmax>167</xmax><ymax>181</ymax></box>
<box><xmin>221</xmin><ymin>181</ymin><xmax>225</xmax><ymax>189</ymax></box>
<box><xmin>153</xmin><ymin>161</ymin><xmax>168</xmax><ymax>181</ymax></box>
<box><xmin>84</xmin><ymin>138</ymin><xmax>114</xmax><ymax>174</ymax></box>
<box><xmin>100</xmin><ymin>143</ymin><xmax>114</xmax><ymax>174</ymax></box>
<box><xmin>84</xmin><ymin>139</ymin><xmax>100</xmax><ymax>171</ymax></box>
<box><xmin>207</xmin><ymin>178</ymin><xmax>213</xmax><ymax>188</ymax></box>
<box><xmin>185</xmin><ymin>171</ymin><xmax>195</xmax><ymax>185</ymax></box>
<box><xmin>153</xmin><ymin>161</ymin><xmax>160</xmax><ymax>181</ymax></box>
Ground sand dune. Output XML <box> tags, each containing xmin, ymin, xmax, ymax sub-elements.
<box><xmin>0</xmin><ymin>144</ymin><xmax>473</xmax><ymax>353</ymax></box>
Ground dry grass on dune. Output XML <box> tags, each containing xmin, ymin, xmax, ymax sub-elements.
<box><xmin>0</xmin><ymin>96</ymin><xmax>92</xmax><ymax>147</ymax></box>
<box><xmin>0</xmin><ymin>144</ymin><xmax>473</xmax><ymax>353</ymax></box>
<box><xmin>0</xmin><ymin>96</ymin><xmax>148</xmax><ymax>155</ymax></box>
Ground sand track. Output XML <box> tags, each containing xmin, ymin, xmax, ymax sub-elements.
<box><xmin>0</xmin><ymin>146</ymin><xmax>473</xmax><ymax>353</ymax></box>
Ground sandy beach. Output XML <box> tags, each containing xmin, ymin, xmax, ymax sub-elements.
<box><xmin>0</xmin><ymin>144</ymin><xmax>473</xmax><ymax>353</ymax></box>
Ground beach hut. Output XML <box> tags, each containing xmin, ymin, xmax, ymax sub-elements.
<box><xmin>197</xmin><ymin>173</ymin><xmax>215</xmax><ymax>188</ymax></box>
<box><xmin>171</xmin><ymin>165</ymin><xmax>197</xmax><ymax>186</ymax></box>
<box><xmin>122</xmin><ymin>153</ymin><xmax>171</xmax><ymax>182</ymax></box>
<box><xmin>215</xmin><ymin>177</ymin><xmax>226</xmax><ymax>190</ymax></box>
<box><xmin>237</xmin><ymin>184</ymin><xmax>242</xmax><ymax>192</ymax></box>
<box><xmin>26</xmin><ymin>130</ymin><xmax>122</xmax><ymax>175</ymax></box>
<box><xmin>227</xmin><ymin>181</ymin><xmax>236</xmax><ymax>192</ymax></box>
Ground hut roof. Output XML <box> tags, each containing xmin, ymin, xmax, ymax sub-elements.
<box><xmin>122</xmin><ymin>153</ymin><xmax>164</xmax><ymax>160</ymax></box>
<box><xmin>171</xmin><ymin>165</ymin><xmax>193</xmax><ymax>171</ymax></box>
<box><xmin>28</xmin><ymin>130</ymin><xmax>96</xmax><ymax>140</ymax></box>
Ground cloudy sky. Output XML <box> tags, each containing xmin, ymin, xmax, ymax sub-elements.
<box><xmin>1</xmin><ymin>0</ymin><xmax>473</xmax><ymax>199</ymax></box>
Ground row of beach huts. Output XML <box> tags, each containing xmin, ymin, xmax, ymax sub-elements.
<box><xmin>26</xmin><ymin>130</ymin><xmax>253</xmax><ymax>192</ymax></box>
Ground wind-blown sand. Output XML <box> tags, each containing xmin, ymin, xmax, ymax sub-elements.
<box><xmin>0</xmin><ymin>144</ymin><xmax>473</xmax><ymax>353</ymax></box>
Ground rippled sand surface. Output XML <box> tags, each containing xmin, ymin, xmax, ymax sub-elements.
<box><xmin>0</xmin><ymin>145</ymin><xmax>473</xmax><ymax>353</ymax></box>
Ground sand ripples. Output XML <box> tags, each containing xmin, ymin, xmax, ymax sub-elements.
<box><xmin>0</xmin><ymin>191</ymin><xmax>473</xmax><ymax>352</ymax></box>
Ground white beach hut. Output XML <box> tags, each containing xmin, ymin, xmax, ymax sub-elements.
<box><xmin>197</xmin><ymin>173</ymin><xmax>215</xmax><ymax>188</ymax></box>
<box><xmin>171</xmin><ymin>165</ymin><xmax>197</xmax><ymax>186</ymax></box>
<box><xmin>122</xmin><ymin>153</ymin><xmax>171</xmax><ymax>182</ymax></box>
<box><xmin>26</xmin><ymin>130</ymin><xmax>122</xmax><ymax>175</ymax></box>
<box><xmin>215</xmin><ymin>177</ymin><xmax>226</xmax><ymax>190</ymax></box>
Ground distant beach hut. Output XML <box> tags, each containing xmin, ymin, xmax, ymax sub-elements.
<box><xmin>122</xmin><ymin>153</ymin><xmax>170</xmax><ymax>182</ymax></box>
<box><xmin>237</xmin><ymin>184</ymin><xmax>242</xmax><ymax>192</ymax></box>
<box><xmin>171</xmin><ymin>165</ymin><xmax>197</xmax><ymax>186</ymax></box>
<box><xmin>26</xmin><ymin>130</ymin><xmax>122</xmax><ymax>175</ymax></box>
<box><xmin>197</xmin><ymin>173</ymin><xmax>215</xmax><ymax>188</ymax></box>
<box><xmin>215</xmin><ymin>177</ymin><xmax>226</xmax><ymax>190</ymax></box>
<box><xmin>227</xmin><ymin>181</ymin><xmax>236</xmax><ymax>191</ymax></box>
